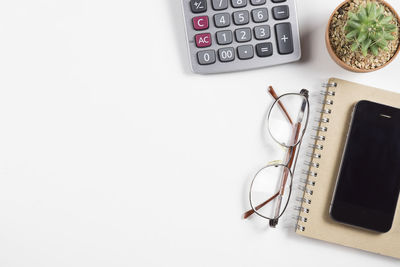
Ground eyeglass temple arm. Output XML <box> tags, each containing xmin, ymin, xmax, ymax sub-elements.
<box><xmin>277</xmin><ymin>94</ymin><xmax>307</xmax><ymax>198</ymax></box>
<box><xmin>280</xmin><ymin>123</ymin><xmax>301</xmax><ymax>195</ymax></box>
<box><xmin>268</xmin><ymin>86</ymin><xmax>293</xmax><ymax>125</ymax></box>
<box><xmin>270</xmin><ymin>124</ymin><xmax>301</xmax><ymax>226</ymax></box>
<box><xmin>243</xmin><ymin>191</ymin><xmax>280</xmax><ymax>219</ymax></box>
<box><xmin>271</xmin><ymin>103</ymin><xmax>305</xmax><ymax>223</ymax></box>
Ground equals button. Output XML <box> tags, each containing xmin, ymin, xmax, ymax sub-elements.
<box><xmin>256</xmin><ymin>43</ymin><xmax>273</xmax><ymax>57</ymax></box>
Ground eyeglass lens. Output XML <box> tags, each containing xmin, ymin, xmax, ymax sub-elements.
<box><xmin>268</xmin><ymin>94</ymin><xmax>309</xmax><ymax>147</ymax></box>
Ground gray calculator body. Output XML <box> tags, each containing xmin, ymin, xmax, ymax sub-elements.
<box><xmin>181</xmin><ymin>0</ymin><xmax>301</xmax><ymax>74</ymax></box>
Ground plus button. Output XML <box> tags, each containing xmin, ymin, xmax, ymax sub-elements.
<box><xmin>275</xmin><ymin>23</ymin><xmax>294</xmax><ymax>54</ymax></box>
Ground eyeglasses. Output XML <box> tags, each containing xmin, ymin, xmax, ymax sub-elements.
<box><xmin>244</xmin><ymin>86</ymin><xmax>310</xmax><ymax>227</ymax></box>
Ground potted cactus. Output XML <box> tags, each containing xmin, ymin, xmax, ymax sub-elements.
<box><xmin>326</xmin><ymin>0</ymin><xmax>400</xmax><ymax>72</ymax></box>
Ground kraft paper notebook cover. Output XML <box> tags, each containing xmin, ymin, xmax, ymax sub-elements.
<box><xmin>295</xmin><ymin>77</ymin><xmax>400</xmax><ymax>259</ymax></box>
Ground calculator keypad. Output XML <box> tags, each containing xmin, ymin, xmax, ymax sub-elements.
<box><xmin>183</xmin><ymin>0</ymin><xmax>301</xmax><ymax>73</ymax></box>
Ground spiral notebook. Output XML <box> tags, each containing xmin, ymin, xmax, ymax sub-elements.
<box><xmin>295</xmin><ymin>78</ymin><xmax>400</xmax><ymax>259</ymax></box>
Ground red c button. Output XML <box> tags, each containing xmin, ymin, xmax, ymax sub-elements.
<box><xmin>193</xmin><ymin>16</ymin><xmax>209</xmax><ymax>31</ymax></box>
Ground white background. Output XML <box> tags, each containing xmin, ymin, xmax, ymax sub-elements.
<box><xmin>0</xmin><ymin>0</ymin><xmax>400</xmax><ymax>266</ymax></box>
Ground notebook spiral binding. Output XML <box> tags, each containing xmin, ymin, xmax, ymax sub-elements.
<box><xmin>295</xmin><ymin>81</ymin><xmax>337</xmax><ymax>232</ymax></box>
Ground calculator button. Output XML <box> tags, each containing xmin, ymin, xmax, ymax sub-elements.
<box><xmin>190</xmin><ymin>0</ymin><xmax>207</xmax><ymax>13</ymax></box>
<box><xmin>275</xmin><ymin>23</ymin><xmax>293</xmax><ymax>54</ymax></box>
<box><xmin>214</xmin><ymin>13</ymin><xmax>231</xmax><ymax>28</ymax></box>
<box><xmin>197</xmin><ymin>50</ymin><xmax>216</xmax><ymax>65</ymax></box>
<box><xmin>251</xmin><ymin>8</ymin><xmax>268</xmax><ymax>23</ymax></box>
<box><xmin>254</xmin><ymin>25</ymin><xmax>270</xmax><ymax>40</ymax></box>
<box><xmin>212</xmin><ymin>0</ymin><xmax>229</xmax><ymax>10</ymax></box>
<box><xmin>231</xmin><ymin>0</ymin><xmax>247</xmax><ymax>8</ymax></box>
<box><xmin>256</xmin><ymin>42</ymin><xmax>273</xmax><ymax>57</ymax></box>
<box><xmin>193</xmin><ymin>16</ymin><xmax>209</xmax><ymax>30</ymax></box>
<box><xmin>233</xmin><ymin>11</ymin><xmax>250</xmax><ymax>25</ymax></box>
<box><xmin>216</xmin><ymin>30</ymin><xmax>233</xmax><ymax>45</ymax></box>
<box><xmin>195</xmin><ymin>33</ymin><xmax>212</xmax><ymax>48</ymax></box>
<box><xmin>235</xmin><ymin>28</ymin><xmax>252</xmax><ymax>42</ymax></box>
<box><xmin>237</xmin><ymin>45</ymin><xmax>254</xmax><ymax>59</ymax></box>
<box><xmin>272</xmin><ymin>5</ymin><xmax>289</xmax><ymax>20</ymax></box>
<box><xmin>250</xmin><ymin>0</ymin><xmax>266</xmax><ymax>5</ymax></box>
<box><xmin>218</xmin><ymin>47</ymin><xmax>235</xmax><ymax>62</ymax></box>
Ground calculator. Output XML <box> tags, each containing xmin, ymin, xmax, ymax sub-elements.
<box><xmin>181</xmin><ymin>0</ymin><xmax>301</xmax><ymax>74</ymax></box>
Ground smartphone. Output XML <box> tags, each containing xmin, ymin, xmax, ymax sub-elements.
<box><xmin>330</xmin><ymin>100</ymin><xmax>400</xmax><ymax>233</ymax></box>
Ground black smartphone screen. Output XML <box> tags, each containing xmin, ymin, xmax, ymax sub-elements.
<box><xmin>330</xmin><ymin>100</ymin><xmax>400</xmax><ymax>232</ymax></box>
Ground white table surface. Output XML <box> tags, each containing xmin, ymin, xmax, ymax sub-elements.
<box><xmin>1</xmin><ymin>0</ymin><xmax>400</xmax><ymax>266</ymax></box>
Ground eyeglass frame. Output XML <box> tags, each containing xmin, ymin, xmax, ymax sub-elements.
<box><xmin>244</xmin><ymin>87</ymin><xmax>310</xmax><ymax>227</ymax></box>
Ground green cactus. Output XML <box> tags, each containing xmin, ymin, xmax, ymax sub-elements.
<box><xmin>345</xmin><ymin>1</ymin><xmax>398</xmax><ymax>56</ymax></box>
